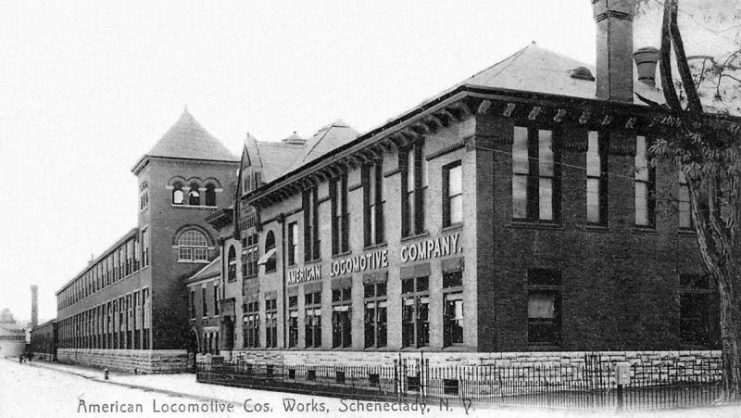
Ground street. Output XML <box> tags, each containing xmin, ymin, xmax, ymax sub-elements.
<box><xmin>1</xmin><ymin>359</ymin><xmax>740</xmax><ymax>418</ymax></box>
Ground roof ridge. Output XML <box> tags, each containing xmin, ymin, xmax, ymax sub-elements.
<box><xmin>463</xmin><ymin>42</ymin><xmax>537</xmax><ymax>84</ymax></box>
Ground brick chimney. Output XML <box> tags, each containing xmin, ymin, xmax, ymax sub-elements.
<box><xmin>633</xmin><ymin>47</ymin><xmax>660</xmax><ymax>87</ymax></box>
<box><xmin>592</xmin><ymin>0</ymin><xmax>634</xmax><ymax>102</ymax></box>
<box><xmin>30</xmin><ymin>285</ymin><xmax>38</xmax><ymax>328</ymax></box>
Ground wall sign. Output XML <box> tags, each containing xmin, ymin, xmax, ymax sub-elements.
<box><xmin>330</xmin><ymin>250</ymin><xmax>389</xmax><ymax>277</ymax></box>
<box><xmin>400</xmin><ymin>233</ymin><xmax>461</xmax><ymax>263</ymax></box>
<box><xmin>287</xmin><ymin>264</ymin><xmax>322</xmax><ymax>285</ymax></box>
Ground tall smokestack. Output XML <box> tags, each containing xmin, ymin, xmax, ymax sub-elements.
<box><xmin>592</xmin><ymin>0</ymin><xmax>634</xmax><ymax>102</ymax></box>
<box><xmin>30</xmin><ymin>285</ymin><xmax>38</xmax><ymax>328</ymax></box>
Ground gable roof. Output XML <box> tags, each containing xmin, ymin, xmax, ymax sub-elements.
<box><xmin>292</xmin><ymin>120</ymin><xmax>359</xmax><ymax>167</ymax></box>
<box><xmin>186</xmin><ymin>256</ymin><xmax>222</xmax><ymax>284</ymax></box>
<box><xmin>255</xmin><ymin>141</ymin><xmax>306</xmax><ymax>183</ymax></box>
<box><xmin>145</xmin><ymin>109</ymin><xmax>237</xmax><ymax>162</ymax></box>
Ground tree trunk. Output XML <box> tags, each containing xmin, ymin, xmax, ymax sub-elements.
<box><xmin>718</xmin><ymin>273</ymin><xmax>741</xmax><ymax>400</ymax></box>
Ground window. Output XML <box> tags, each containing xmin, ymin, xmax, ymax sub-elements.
<box><xmin>173</xmin><ymin>182</ymin><xmax>184</xmax><ymax>205</ymax></box>
<box><xmin>141</xmin><ymin>229</ymin><xmax>150</xmax><ymax>267</ymax></box>
<box><xmin>205</xmin><ymin>183</ymin><xmax>216</xmax><ymax>206</ymax></box>
<box><xmin>401</xmin><ymin>142</ymin><xmax>427</xmax><ymax>237</ymax></box>
<box><xmin>243</xmin><ymin>233</ymin><xmax>259</xmax><ymax>278</ymax></box>
<box><xmin>679</xmin><ymin>170</ymin><xmax>692</xmax><ymax>229</ymax></box>
<box><xmin>586</xmin><ymin>131</ymin><xmax>608</xmax><ymax>225</ymax></box>
<box><xmin>190</xmin><ymin>290</ymin><xmax>195</xmax><ymax>319</ymax></box>
<box><xmin>288</xmin><ymin>295</ymin><xmax>298</xmax><ymax>347</ymax></box>
<box><xmin>364</xmin><ymin>280</ymin><xmax>387</xmax><ymax>348</ymax></box>
<box><xmin>635</xmin><ymin>135</ymin><xmax>656</xmax><ymax>227</ymax></box>
<box><xmin>331</xmin><ymin>173</ymin><xmax>349</xmax><ymax>255</ymax></box>
<box><xmin>679</xmin><ymin>275</ymin><xmax>714</xmax><ymax>346</ymax></box>
<box><xmin>242</xmin><ymin>300</ymin><xmax>260</xmax><ymax>348</ymax></box>
<box><xmin>303</xmin><ymin>187</ymin><xmax>320</xmax><ymax>261</ymax></box>
<box><xmin>287</xmin><ymin>222</ymin><xmax>298</xmax><ymax>266</ymax></box>
<box><xmin>527</xmin><ymin>269</ymin><xmax>562</xmax><ymax>346</ymax></box>
<box><xmin>332</xmin><ymin>284</ymin><xmax>352</xmax><ymax>348</ymax></box>
<box><xmin>304</xmin><ymin>289</ymin><xmax>322</xmax><ymax>348</ymax></box>
<box><xmin>443</xmin><ymin>162</ymin><xmax>463</xmax><ymax>227</ymax></box>
<box><xmin>264</xmin><ymin>231</ymin><xmax>277</xmax><ymax>273</ymax></box>
<box><xmin>363</xmin><ymin>161</ymin><xmax>384</xmax><ymax>246</ymax></box>
<box><xmin>401</xmin><ymin>272</ymin><xmax>430</xmax><ymax>348</ymax></box>
<box><xmin>443</xmin><ymin>258</ymin><xmax>464</xmax><ymax>346</ymax></box>
<box><xmin>178</xmin><ymin>230</ymin><xmax>209</xmax><ymax>262</ymax></box>
<box><xmin>227</xmin><ymin>246</ymin><xmax>237</xmax><ymax>282</ymax></box>
<box><xmin>139</xmin><ymin>182</ymin><xmax>149</xmax><ymax>210</ymax></box>
<box><xmin>213</xmin><ymin>284</ymin><xmax>220</xmax><ymax>316</ymax></box>
<box><xmin>188</xmin><ymin>182</ymin><xmax>200</xmax><ymax>206</ymax></box>
<box><xmin>512</xmin><ymin>127</ymin><xmax>560</xmax><ymax>222</ymax></box>
<box><xmin>265</xmin><ymin>298</ymin><xmax>278</xmax><ymax>348</ymax></box>
<box><xmin>202</xmin><ymin>287</ymin><xmax>208</xmax><ymax>317</ymax></box>
<box><xmin>242</xmin><ymin>172</ymin><xmax>251</xmax><ymax>194</ymax></box>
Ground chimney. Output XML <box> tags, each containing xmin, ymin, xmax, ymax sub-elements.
<box><xmin>633</xmin><ymin>47</ymin><xmax>660</xmax><ymax>87</ymax></box>
<box><xmin>30</xmin><ymin>285</ymin><xmax>38</xmax><ymax>328</ymax></box>
<box><xmin>592</xmin><ymin>0</ymin><xmax>634</xmax><ymax>102</ymax></box>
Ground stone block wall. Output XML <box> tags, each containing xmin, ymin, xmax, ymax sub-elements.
<box><xmin>57</xmin><ymin>349</ymin><xmax>188</xmax><ymax>373</ymax></box>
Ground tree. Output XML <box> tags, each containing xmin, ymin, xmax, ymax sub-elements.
<box><xmin>636</xmin><ymin>0</ymin><xmax>741</xmax><ymax>401</ymax></box>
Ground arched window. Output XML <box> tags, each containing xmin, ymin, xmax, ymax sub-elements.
<box><xmin>178</xmin><ymin>230</ymin><xmax>209</xmax><ymax>262</ymax></box>
<box><xmin>263</xmin><ymin>231</ymin><xmax>277</xmax><ymax>273</ymax></box>
<box><xmin>205</xmin><ymin>183</ymin><xmax>216</xmax><ymax>207</ymax></box>
<box><xmin>188</xmin><ymin>182</ymin><xmax>200</xmax><ymax>206</ymax></box>
<box><xmin>173</xmin><ymin>182</ymin><xmax>184</xmax><ymax>205</ymax></box>
<box><xmin>227</xmin><ymin>246</ymin><xmax>237</xmax><ymax>282</ymax></box>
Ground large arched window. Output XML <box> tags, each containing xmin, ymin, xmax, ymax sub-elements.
<box><xmin>227</xmin><ymin>246</ymin><xmax>237</xmax><ymax>282</ymax></box>
<box><xmin>189</xmin><ymin>182</ymin><xmax>200</xmax><ymax>206</ymax></box>
<box><xmin>263</xmin><ymin>231</ymin><xmax>277</xmax><ymax>273</ymax></box>
<box><xmin>205</xmin><ymin>183</ymin><xmax>216</xmax><ymax>207</ymax></box>
<box><xmin>178</xmin><ymin>230</ymin><xmax>209</xmax><ymax>262</ymax></box>
<box><xmin>173</xmin><ymin>182</ymin><xmax>184</xmax><ymax>205</ymax></box>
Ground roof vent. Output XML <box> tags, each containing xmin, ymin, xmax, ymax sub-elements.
<box><xmin>569</xmin><ymin>67</ymin><xmax>595</xmax><ymax>81</ymax></box>
<box><xmin>282</xmin><ymin>131</ymin><xmax>306</xmax><ymax>145</ymax></box>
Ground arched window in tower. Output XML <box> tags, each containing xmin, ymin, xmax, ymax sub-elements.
<box><xmin>227</xmin><ymin>246</ymin><xmax>237</xmax><ymax>282</ymax></box>
<box><xmin>173</xmin><ymin>182</ymin><xmax>184</xmax><ymax>205</ymax></box>
<box><xmin>188</xmin><ymin>182</ymin><xmax>200</xmax><ymax>206</ymax></box>
<box><xmin>259</xmin><ymin>231</ymin><xmax>277</xmax><ymax>273</ymax></box>
<box><xmin>178</xmin><ymin>230</ymin><xmax>209</xmax><ymax>262</ymax></box>
<box><xmin>205</xmin><ymin>183</ymin><xmax>216</xmax><ymax>207</ymax></box>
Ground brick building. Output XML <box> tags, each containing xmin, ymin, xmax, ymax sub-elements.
<box><xmin>52</xmin><ymin>109</ymin><xmax>239</xmax><ymax>372</ymax></box>
<box><xmin>219</xmin><ymin>0</ymin><xmax>721</xmax><ymax>368</ymax></box>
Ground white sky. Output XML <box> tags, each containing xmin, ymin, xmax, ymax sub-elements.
<box><xmin>0</xmin><ymin>0</ymin><xmax>730</xmax><ymax>324</ymax></box>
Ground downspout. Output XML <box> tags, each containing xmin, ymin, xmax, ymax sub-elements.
<box><xmin>277</xmin><ymin>213</ymin><xmax>287</xmax><ymax>348</ymax></box>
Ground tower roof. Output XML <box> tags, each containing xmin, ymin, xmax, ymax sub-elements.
<box><xmin>141</xmin><ymin>109</ymin><xmax>238</xmax><ymax>164</ymax></box>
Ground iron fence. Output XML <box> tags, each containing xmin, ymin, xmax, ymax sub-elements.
<box><xmin>196</xmin><ymin>354</ymin><xmax>729</xmax><ymax>410</ymax></box>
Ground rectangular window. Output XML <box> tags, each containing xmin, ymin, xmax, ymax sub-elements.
<box><xmin>288</xmin><ymin>222</ymin><xmax>298</xmax><ymax>266</ymax></box>
<box><xmin>586</xmin><ymin>131</ymin><xmax>609</xmax><ymax>225</ymax></box>
<box><xmin>679</xmin><ymin>170</ymin><xmax>692</xmax><ymax>229</ymax></box>
<box><xmin>331</xmin><ymin>174</ymin><xmax>349</xmax><ymax>255</ymax></box>
<box><xmin>242</xmin><ymin>301</ymin><xmax>260</xmax><ymax>348</ymax></box>
<box><xmin>265</xmin><ymin>298</ymin><xmax>278</xmax><ymax>348</ymax></box>
<box><xmin>527</xmin><ymin>269</ymin><xmax>562</xmax><ymax>346</ymax></box>
<box><xmin>288</xmin><ymin>296</ymin><xmax>298</xmax><ymax>348</ymax></box>
<box><xmin>190</xmin><ymin>290</ymin><xmax>195</xmax><ymax>319</ymax></box>
<box><xmin>401</xmin><ymin>142</ymin><xmax>427</xmax><ymax>237</ymax></box>
<box><xmin>243</xmin><ymin>233</ymin><xmax>259</xmax><ymax>278</ymax></box>
<box><xmin>331</xmin><ymin>285</ymin><xmax>352</xmax><ymax>348</ymax></box>
<box><xmin>443</xmin><ymin>263</ymin><xmax>464</xmax><ymax>347</ymax></box>
<box><xmin>679</xmin><ymin>275</ymin><xmax>713</xmax><ymax>346</ymax></box>
<box><xmin>512</xmin><ymin>127</ymin><xmax>560</xmax><ymax>222</ymax></box>
<box><xmin>363</xmin><ymin>160</ymin><xmax>385</xmax><ymax>247</ymax></box>
<box><xmin>214</xmin><ymin>284</ymin><xmax>220</xmax><ymax>316</ymax></box>
<box><xmin>443</xmin><ymin>162</ymin><xmax>463</xmax><ymax>227</ymax></box>
<box><xmin>364</xmin><ymin>281</ymin><xmax>387</xmax><ymax>348</ymax></box>
<box><xmin>401</xmin><ymin>275</ymin><xmax>430</xmax><ymax>348</ymax></box>
<box><xmin>303</xmin><ymin>187</ymin><xmax>320</xmax><ymax>261</ymax></box>
<box><xmin>141</xmin><ymin>228</ymin><xmax>150</xmax><ymax>267</ymax></box>
<box><xmin>304</xmin><ymin>290</ymin><xmax>322</xmax><ymax>348</ymax></box>
<box><xmin>202</xmin><ymin>287</ymin><xmax>208</xmax><ymax>318</ymax></box>
<box><xmin>635</xmin><ymin>135</ymin><xmax>656</xmax><ymax>227</ymax></box>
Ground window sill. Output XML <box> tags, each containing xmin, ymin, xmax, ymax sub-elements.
<box><xmin>171</xmin><ymin>204</ymin><xmax>219</xmax><ymax>210</ymax></box>
<box><xmin>527</xmin><ymin>344</ymin><xmax>562</xmax><ymax>351</ymax></box>
<box><xmin>442</xmin><ymin>223</ymin><xmax>464</xmax><ymax>234</ymax></box>
<box><xmin>633</xmin><ymin>227</ymin><xmax>658</xmax><ymax>235</ymax></box>
<box><xmin>399</xmin><ymin>346</ymin><xmax>431</xmax><ymax>352</ymax></box>
<box><xmin>331</xmin><ymin>251</ymin><xmax>353</xmax><ymax>259</ymax></box>
<box><xmin>303</xmin><ymin>258</ymin><xmax>322</xmax><ymax>266</ymax></box>
<box><xmin>442</xmin><ymin>344</ymin><xmax>469</xmax><ymax>352</ymax></box>
<box><xmin>363</xmin><ymin>242</ymin><xmax>388</xmax><ymax>252</ymax></box>
<box><xmin>400</xmin><ymin>231</ymin><xmax>430</xmax><ymax>243</ymax></box>
<box><xmin>585</xmin><ymin>224</ymin><xmax>610</xmax><ymax>233</ymax></box>
<box><xmin>508</xmin><ymin>221</ymin><xmax>563</xmax><ymax>231</ymax></box>
<box><xmin>679</xmin><ymin>228</ymin><xmax>696</xmax><ymax>236</ymax></box>
<box><xmin>178</xmin><ymin>260</ymin><xmax>211</xmax><ymax>264</ymax></box>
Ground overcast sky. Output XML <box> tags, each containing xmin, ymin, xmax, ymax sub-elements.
<box><xmin>0</xmin><ymin>0</ymin><xmax>730</xmax><ymax>324</ymax></box>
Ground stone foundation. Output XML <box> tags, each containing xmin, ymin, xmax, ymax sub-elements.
<box><xmin>31</xmin><ymin>352</ymin><xmax>55</xmax><ymax>362</ymax></box>
<box><xmin>57</xmin><ymin>349</ymin><xmax>188</xmax><ymax>374</ymax></box>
